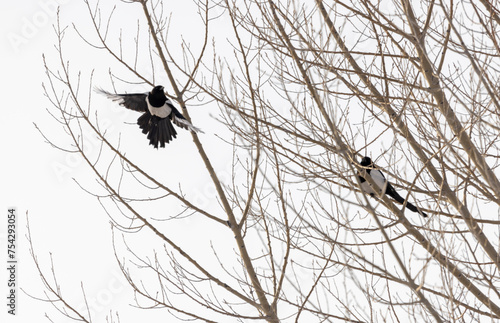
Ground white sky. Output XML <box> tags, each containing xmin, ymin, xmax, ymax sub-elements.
<box><xmin>0</xmin><ymin>1</ymin><xmax>460</xmax><ymax>322</ymax></box>
<box><xmin>1</xmin><ymin>1</ymin><xmax>233</xmax><ymax>322</ymax></box>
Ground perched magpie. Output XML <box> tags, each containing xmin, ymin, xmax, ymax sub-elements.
<box><xmin>358</xmin><ymin>156</ymin><xmax>428</xmax><ymax>217</ymax></box>
<box><xmin>96</xmin><ymin>85</ymin><xmax>203</xmax><ymax>148</ymax></box>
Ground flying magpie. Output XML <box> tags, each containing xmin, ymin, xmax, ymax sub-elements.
<box><xmin>358</xmin><ymin>156</ymin><xmax>428</xmax><ymax>217</ymax></box>
<box><xmin>96</xmin><ymin>85</ymin><xmax>203</xmax><ymax>148</ymax></box>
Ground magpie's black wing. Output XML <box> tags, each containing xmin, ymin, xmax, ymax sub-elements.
<box><xmin>170</xmin><ymin>106</ymin><xmax>204</xmax><ymax>133</ymax></box>
<box><xmin>96</xmin><ymin>88</ymin><xmax>148</xmax><ymax>112</ymax></box>
<box><xmin>385</xmin><ymin>183</ymin><xmax>406</xmax><ymax>205</ymax></box>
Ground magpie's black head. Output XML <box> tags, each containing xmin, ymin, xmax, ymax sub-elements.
<box><xmin>149</xmin><ymin>85</ymin><xmax>167</xmax><ymax>107</ymax></box>
<box><xmin>360</xmin><ymin>156</ymin><xmax>373</xmax><ymax>167</ymax></box>
<box><xmin>151</xmin><ymin>85</ymin><xmax>165</xmax><ymax>95</ymax></box>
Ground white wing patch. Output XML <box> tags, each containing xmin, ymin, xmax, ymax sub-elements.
<box><xmin>95</xmin><ymin>88</ymin><xmax>125</xmax><ymax>104</ymax></box>
<box><xmin>172</xmin><ymin>115</ymin><xmax>205</xmax><ymax>133</ymax></box>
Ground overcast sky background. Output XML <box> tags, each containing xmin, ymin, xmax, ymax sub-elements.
<box><xmin>1</xmin><ymin>1</ymin><xmax>238</xmax><ymax>322</ymax></box>
<box><xmin>1</xmin><ymin>1</ymin><xmax>481</xmax><ymax>322</ymax></box>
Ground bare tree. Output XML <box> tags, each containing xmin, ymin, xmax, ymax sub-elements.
<box><xmin>35</xmin><ymin>0</ymin><xmax>500</xmax><ymax>322</ymax></box>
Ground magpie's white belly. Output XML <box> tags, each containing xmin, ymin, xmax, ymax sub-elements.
<box><xmin>146</xmin><ymin>97</ymin><xmax>172</xmax><ymax>118</ymax></box>
<box><xmin>361</xmin><ymin>181</ymin><xmax>378</xmax><ymax>195</ymax></box>
<box><xmin>361</xmin><ymin>169</ymin><xmax>387</xmax><ymax>195</ymax></box>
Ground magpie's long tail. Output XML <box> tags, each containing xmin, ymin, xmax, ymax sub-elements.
<box><xmin>137</xmin><ymin>113</ymin><xmax>177</xmax><ymax>148</ymax></box>
<box><xmin>385</xmin><ymin>184</ymin><xmax>428</xmax><ymax>217</ymax></box>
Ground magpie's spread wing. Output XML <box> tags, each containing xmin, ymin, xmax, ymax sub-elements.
<box><xmin>170</xmin><ymin>107</ymin><xmax>205</xmax><ymax>133</ymax></box>
<box><xmin>96</xmin><ymin>88</ymin><xmax>148</xmax><ymax>112</ymax></box>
